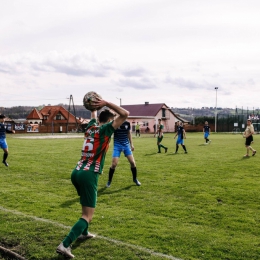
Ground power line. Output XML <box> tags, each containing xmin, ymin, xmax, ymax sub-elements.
<box><xmin>0</xmin><ymin>98</ymin><xmax>65</xmax><ymax>102</ymax></box>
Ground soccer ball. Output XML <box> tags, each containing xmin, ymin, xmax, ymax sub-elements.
<box><xmin>83</xmin><ymin>91</ymin><xmax>102</xmax><ymax>111</ymax></box>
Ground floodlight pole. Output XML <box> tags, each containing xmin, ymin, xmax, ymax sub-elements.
<box><xmin>215</xmin><ymin>87</ymin><xmax>218</xmax><ymax>133</ymax></box>
<box><xmin>116</xmin><ymin>97</ymin><xmax>122</xmax><ymax>106</ymax></box>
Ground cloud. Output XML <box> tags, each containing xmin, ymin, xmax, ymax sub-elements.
<box><xmin>165</xmin><ymin>76</ymin><xmax>220</xmax><ymax>91</ymax></box>
<box><xmin>117</xmin><ymin>77</ymin><xmax>157</xmax><ymax>90</ymax></box>
<box><xmin>247</xmin><ymin>78</ymin><xmax>255</xmax><ymax>85</ymax></box>
<box><xmin>120</xmin><ymin>66</ymin><xmax>147</xmax><ymax>77</ymax></box>
<box><xmin>0</xmin><ymin>51</ymin><xmax>116</xmax><ymax>77</ymax></box>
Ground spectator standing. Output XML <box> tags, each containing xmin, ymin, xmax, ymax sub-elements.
<box><xmin>135</xmin><ymin>122</ymin><xmax>140</xmax><ymax>137</ymax></box>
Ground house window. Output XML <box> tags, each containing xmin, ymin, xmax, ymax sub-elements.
<box><xmin>162</xmin><ymin>108</ymin><xmax>166</xmax><ymax>118</ymax></box>
<box><xmin>56</xmin><ymin>114</ymin><xmax>61</xmax><ymax>120</ymax></box>
<box><xmin>142</xmin><ymin>121</ymin><xmax>149</xmax><ymax>126</ymax></box>
<box><xmin>43</xmin><ymin>115</ymin><xmax>48</xmax><ymax>120</ymax></box>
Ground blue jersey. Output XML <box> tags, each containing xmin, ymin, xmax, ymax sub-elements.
<box><xmin>0</xmin><ymin>123</ymin><xmax>11</xmax><ymax>140</ymax></box>
<box><xmin>177</xmin><ymin>126</ymin><xmax>184</xmax><ymax>139</ymax></box>
<box><xmin>114</xmin><ymin>121</ymin><xmax>131</xmax><ymax>146</ymax></box>
<box><xmin>204</xmin><ymin>125</ymin><xmax>210</xmax><ymax>133</ymax></box>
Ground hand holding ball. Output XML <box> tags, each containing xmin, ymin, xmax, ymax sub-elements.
<box><xmin>83</xmin><ymin>91</ymin><xmax>103</xmax><ymax>111</ymax></box>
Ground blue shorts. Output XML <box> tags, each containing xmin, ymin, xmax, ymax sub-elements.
<box><xmin>176</xmin><ymin>137</ymin><xmax>184</xmax><ymax>145</ymax></box>
<box><xmin>0</xmin><ymin>139</ymin><xmax>8</xmax><ymax>149</ymax></box>
<box><xmin>113</xmin><ymin>143</ymin><xmax>132</xmax><ymax>157</ymax></box>
<box><xmin>204</xmin><ymin>132</ymin><xmax>209</xmax><ymax>138</ymax></box>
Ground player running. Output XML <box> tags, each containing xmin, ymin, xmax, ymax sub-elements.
<box><xmin>0</xmin><ymin>114</ymin><xmax>15</xmax><ymax>167</ymax></box>
<box><xmin>203</xmin><ymin>121</ymin><xmax>211</xmax><ymax>144</ymax></box>
<box><xmin>106</xmin><ymin>120</ymin><xmax>141</xmax><ymax>188</ymax></box>
<box><xmin>174</xmin><ymin>121</ymin><xmax>187</xmax><ymax>154</ymax></box>
<box><xmin>243</xmin><ymin>119</ymin><xmax>256</xmax><ymax>157</ymax></box>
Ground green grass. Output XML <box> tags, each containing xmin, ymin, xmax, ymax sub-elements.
<box><xmin>0</xmin><ymin>133</ymin><xmax>260</xmax><ymax>260</ymax></box>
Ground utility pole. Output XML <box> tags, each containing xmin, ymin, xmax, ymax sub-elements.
<box><xmin>67</xmin><ymin>95</ymin><xmax>78</xmax><ymax>133</ymax></box>
<box><xmin>215</xmin><ymin>87</ymin><xmax>218</xmax><ymax>133</ymax></box>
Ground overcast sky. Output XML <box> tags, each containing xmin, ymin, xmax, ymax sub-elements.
<box><xmin>0</xmin><ymin>0</ymin><xmax>259</xmax><ymax>110</ymax></box>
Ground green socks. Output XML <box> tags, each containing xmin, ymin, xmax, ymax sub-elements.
<box><xmin>63</xmin><ymin>218</ymin><xmax>88</xmax><ymax>247</ymax></box>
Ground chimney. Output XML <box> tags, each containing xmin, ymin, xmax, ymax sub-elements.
<box><xmin>145</xmin><ymin>102</ymin><xmax>149</xmax><ymax>105</ymax></box>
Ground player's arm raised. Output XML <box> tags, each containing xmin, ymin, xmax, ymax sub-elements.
<box><xmin>90</xmin><ymin>110</ymin><xmax>98</xmax><ymax>120</ymax></box>
<box><xmin>110</xmin><ymin>103</ymin><xmax>129</xmax><ymax>129</ymax></box>
<box><xmin>90</xmin><ymin>98</ymin><xmax>129</xmax><ymax>128</ymax></box>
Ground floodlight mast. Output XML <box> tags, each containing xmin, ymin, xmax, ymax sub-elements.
<box><xmin>215</xmin><ymin>87</ymin><xmax>218</xmax><ymax>133</ymax></box>
<box><xmin>116</xmin><ymin>97</ymin><xmax>122</xmax><ymax>106</ymax></box>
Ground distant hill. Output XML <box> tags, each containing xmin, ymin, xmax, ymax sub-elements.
<box><xmin>0</xmin><ymin>105</ymin><xmax>255</xmax><ymax>120</ymax></box>
<box><xmin>0</xmin><ymin>104</ymin><xmax>91</xmax><ymax>119</ymax></box>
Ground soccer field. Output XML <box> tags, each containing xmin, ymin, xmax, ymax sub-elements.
<box><xmin>0</xmin><ymin>133</ymin><xmax>259</xmax><ymax>260</ymax></box>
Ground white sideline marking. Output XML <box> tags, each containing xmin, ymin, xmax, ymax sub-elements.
<box><xmin>0</xmin><ymin>206</ymin><xmax>183</xmax><ymax>260</ymax></box>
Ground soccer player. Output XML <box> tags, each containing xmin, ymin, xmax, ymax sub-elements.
<box><xmin>203</xmin><ymin>121</ymin><xmax>211</xmax><ymax>144</ymax></box>
<box><xmin>0</xmin><ymin>114</ymin><xmax>15</xmax><ymax>167</ymax></box>
<box><xmin>56</xmin><ymin>98</ymin><xmax>129</xmax><ymax>259</ymax></box>
<box><xmin>135</xmin><ymin>122</ymin><xmax>140</xmax><ymax>137</ymax></box>
<box><xmin>243</xmin><ymin>119</ymin><xmax>256</xmax><ymax>157</ymax></box>
<box><xmin>106</xmin><ymin>120</ymin><xmax>141</xmax><ymax>188</ymax></box>
<box><xmin>156</xmin><ymin>118</ymin><xmax>168</xmax><ymax>153</ymax></box>
<box><xmin>174</xmin><ymin>121</ymin><xmax>187</xmax><ymax>154</ymax></box>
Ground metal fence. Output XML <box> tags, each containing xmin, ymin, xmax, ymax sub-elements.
<box><xmin>193</xmin><ymin>113</ymin><xmax>260</xmax><ymax>133</ymax></box>
<box><xmin>217</xmin><ymin>114</ymin><xmax>260</xmax><ymax>133</ymax></box>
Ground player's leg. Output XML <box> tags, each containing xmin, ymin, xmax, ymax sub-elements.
<box><xmin>248</xmin><ymin>146</ymin><xmax>256</xmax><ymax>155</ymax></box>
<box><xmin>181</xmin><ymin>144</ymin><xmax>187</xmax><ymax>153</ymax></box>
<box><xmin>2</xmin><ymin>143</ymin><xmax>9</xmax><ymax>166</ymax></box>
<box><xmin>63</xmin><ymin>206</ymin><xmax>95</xmax><ymax>243</ymax></box>
<box><xmin>158</xmin><ymin>136</ymin><xmax>167</xmax><ymax>152</ymax></box>
<box><xmin>175</xmin><ymin>143</ymin><xmax>179</xmax><ymax>153</ymax></box>
<box><xmin>57</xmin><ymin>170</ymin><xmax>98</xmax><ymax>258</ymax></box>
<box><xmin>127</xmin><ymin>155</ymin><xmax>139</xmax><ymax>184</ymax></box>
<box><xmin>244</xmin><ymin>137</ymin><xmax>253</xmax><ymax>157</ymax></box>
<box><xmin>247</xmin><ymin>136</ymin><xmax>256</xmax><ymax>155</ymax></box>
<box><xmin>157</xmin><ymin>137</ymin><xmax>161</xmax><ymax>153</ymax></box>
<box><xmin>244</xmin><ymin>144</ymin><xmax>250</xmax><ymax>157</ymax></box>
<box><xmin>204</xmin><ymin>133</ymin><xmax>209</xmax><ymax>143</ymax></box>
<box><xmin>107</xmin><ymin>157</ymin><xmax>119</xmax><ymax>187</ymax></box>
<box><xmin>107</xmin><ymin>145</ymin><xmax>121</xmax><ymax>187</ymax></box>
<box><xmin>175</xmin><ymin>138</ymin><xmax>181</xmax><ymax>153</ymax></box>
<box><xmin>160</xmin><ymin>142</ymin><xmax>168</xmax><ymax>152</ymax></box>
<box><xmin>125</xmin><ymin>148</ymin><xmax>141</xmax><ymax>185</ymax></box>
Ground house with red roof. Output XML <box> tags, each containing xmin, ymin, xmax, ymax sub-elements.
<box><xmin>121</xmin><ymin>102</ymin><xmax>186</xmax><ymax>133</ymax></box>
<box><xmin>26</xmin><ymin>106</ymin><xmax>80</xmax><ymax>133</ymax></box>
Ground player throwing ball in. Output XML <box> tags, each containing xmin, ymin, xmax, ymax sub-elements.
<box><xmin>203</xmin><ymin>121</ymin><xmax>211</xmax><ymax>144</ymax></box>
<box><xmin>174</xmin><ymin>121</ymin><xmax>187</xmax><ymax>154</ymax></box>
<box><xmin>243</xmin><ymin>119</ymin><xmax>256</xmax><ymax>157</ymax></box>
<box><xmin>106</xmin><ymin>120</ymin><xmax>141</xmax><ymax>188</ymax></box>
<box><xmin>56</xmin><ymin>97</ymin><xmax>129</xmax><ymax>259</ymax></box>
